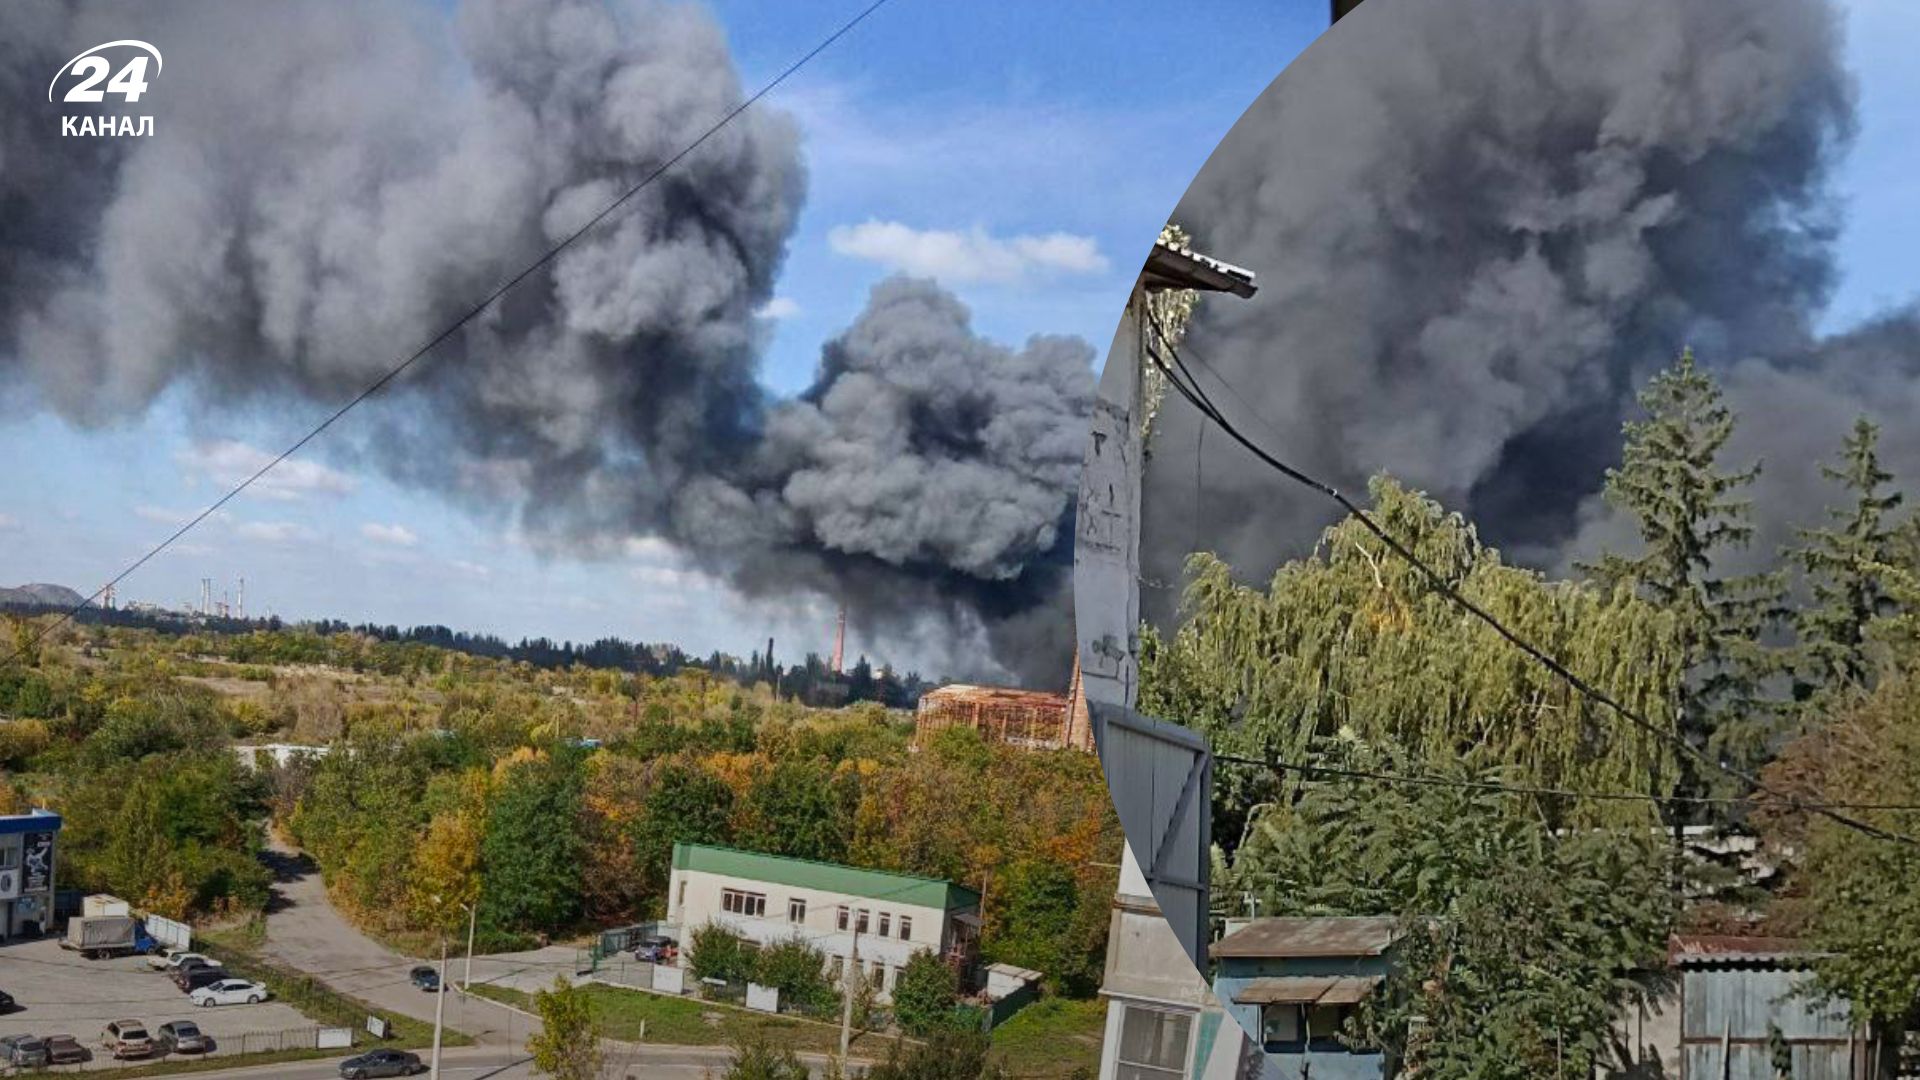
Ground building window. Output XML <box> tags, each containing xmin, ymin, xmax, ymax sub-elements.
<box><xmin>721</xmin><ymin>889</ymin><xmax>767</xmax><ymax>917</ymax></box>
<box><xmin>837</xmin><ymin>906</ymin><xmax>850</xmax><ymax>931</ymax></box>
<box><xmin>877</xmin><ymin>912</ymin><xmax>891</xmax><ymax>937</ymax></box>
<box><xmin>1115</xmin><ymin>1005</ymin><xmax>1192</xmax><ymax>1080</ymax></box>
<box><xmin>829</xmin><ymin>955</ymin><xmax>846</xmax><ymax>981</ymax></box>
<box><xmin>1262</xmin><ymin>1004</ymin><xmax>1301</xmax><ymax>1045</ymax></box>
<box><xmin>788</xmin><ymin>898</ymin><xmax>807</xmax><ymax>924</ymax></box>
<box><xmin>898</xmin><ymin>915</ymin><xmax>912</xmax><ymax>940</ymax></box>
<box><xmin>856</xmin><ymin>909</ymin><xmax>871</xmax><ymax>934</ymax></box>
<box><xmin>883</xmin><ymin>966</ymin><xmax>898</xmax><ymax>992</ymax></box>
<box><xmin>1305</xmin><ymin>1004</ymin><xmax>1351</xmax><ymax>1044</ymax></box>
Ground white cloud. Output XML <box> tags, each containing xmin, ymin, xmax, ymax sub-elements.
<box><xmin>756</xmin><ymin>297</ymin><xmax>802</xmax><ymax>320</ymax></box>
<box><xmin>827</xmin><ymin>220</ymin><xmax>1109</xmax><ymax>284</ymax></box>
<box><xmin>360</xmin><ymin>522</ymin><xmax>420</xmax><ymax>547</ymax></box>
<box><xmin>448</xmin><ymin>559</ymin><xmax>491</xmax><ymax>579</ymax></box>
<box><xmin>234</xmin><ymin>520</ymin><xmax>311</xmax><ymax>544</ymax></box>
<box><xmin>176</xmin><ymin>440</ymin><xmax>355</xmax><ymax>501</ymax></box>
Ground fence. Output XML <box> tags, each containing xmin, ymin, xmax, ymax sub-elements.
<box><xmin>0</xmin><ymin>1025</ymin><xmax>356</xmax><ymax>1075</ymax></box>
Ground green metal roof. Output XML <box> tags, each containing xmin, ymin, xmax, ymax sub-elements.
<box><xmin>671</xmin><ymin>842</ymin><xmax>981</xmax><ymax>912</ymax></box>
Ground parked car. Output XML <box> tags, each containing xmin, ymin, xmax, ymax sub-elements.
<box><xmin>101</xmin><ymin>1019</ymin><xmax>154</xmax><ymax>1060</ymax></box>
<box><xmin>43</xmin><ymin>1033</ymin><xmax>88</xmax><ymax>1065</ymax></box>
<box><xmin>150</xmin><ymin>948</ymin><xmax>219</xmax><ymax>972</ymax></box>
<box><xmin>190</xmin><ymin>978</ymin><xmax>269</xmax><ymax>1007</ymax></box>
<box><xmin>339</xmin><ymin>1047</ymin><xmax>427</xmax><ymax>1077</ymax></box>
<box><xmin>409</xmin><ymin>965</ymin><xmax>443</xmax><ymax>992</ymax></box>
<box><xmin>154</xmin><ymin>1020</ymin><xmax>210</xmax><ymax>1055</ymax></box>
<box><xmin>0</xmin><ymin>1035</ymin><xmax>51</xmax><ymax>1068</ymax></box>
<box><xmin>174</xmin><ymin>966</ymin><xmax>228</xmax><ymax>993</ymax></box>
<box><xmin>632</xmin><ymin>934</ymin><xmax>677</xmax><ymax>962</ymax></box>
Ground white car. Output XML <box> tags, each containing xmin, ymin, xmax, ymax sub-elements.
<box><xmin>189</xmin><ymin>979</ymin><xmax>268</xmax><ymax>1007</ymax></box>
<box><xmin>151</xmin><ymin>950</ymin><xmax>221</xmax><ymax>972</ymax></box>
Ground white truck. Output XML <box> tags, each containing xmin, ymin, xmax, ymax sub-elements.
<box><xmin>61</xmin><ymin>914</ymin><xmax>148</xmax><ymax>959</ymax></box>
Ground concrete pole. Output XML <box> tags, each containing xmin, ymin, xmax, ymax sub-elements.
<box><xmin>429</xmin><ymin>938</ymin><xmax>449</xmax><ymax>1079</ymax></box>
<box><xmin>462</xmin><ymin>902</ymin><xmax>477</xmax><ymax>991</ymax></box>
<box><xmin>838</xmin><ymin>926</ymin><xmax>861</xmax><ymax>1063</ymax></box>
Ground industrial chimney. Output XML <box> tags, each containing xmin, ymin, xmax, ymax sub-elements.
<box><xmin>831</xmin><ymin>605</ymin><xmax>847</xmax><ymax>675</ymax></box>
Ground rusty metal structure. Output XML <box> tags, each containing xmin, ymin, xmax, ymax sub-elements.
<box><xmin>913</xmin><ymin>679</ymin><xmax>1094</xmax><ymax>753</ymax></box>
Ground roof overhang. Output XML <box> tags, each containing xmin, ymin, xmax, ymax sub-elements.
<box><xmin>1142</xmin><ymin>240</ymin><xmax>1257</xmax><ymax>298</ymax></box>
<box><xmin>1234</xmin><ymin>974</ymin><xmax>1382</xmax><ymax>1006</ymax></box>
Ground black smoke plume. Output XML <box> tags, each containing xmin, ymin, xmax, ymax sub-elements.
<box><xmin>0</xmin><ymin>0</ymin><xmax>1090</xmax><ymax>683</ymax></box>
<box><xmin>1143</xmin><ymin>0</ymin><xmax>1912</xmax><ymax>621</ymax></box>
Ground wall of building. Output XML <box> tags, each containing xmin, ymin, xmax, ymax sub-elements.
<box><xmin>667</xmin><ymin>866</ymin><xmax>957</xmax><ymax>1001</ymax></box>
<box><xmin>1211</xmin><ymin>954</ymin><xmax>1393</xmax><ymax>1080</ymax></box>
<box><xmin>0</xmin><ymin>812</ymin><xmax>59</xmax><ymax>940</ymax></box>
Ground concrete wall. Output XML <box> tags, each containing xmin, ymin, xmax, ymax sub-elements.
<box><xmin>666</xmin><ymin>866</ymin><xmax>956</xmax><ymax>1001</ymax></box>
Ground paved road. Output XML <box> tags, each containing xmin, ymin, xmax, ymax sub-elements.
<box><xmin>258</xmin><ymin>840</ymin><xmax>547</xmax><ymax>1048</ymax></box>
<box><xmin>144</xmin><ymin>1043</ymin><xmax>743</xmax><ymax>1078</ymax></box>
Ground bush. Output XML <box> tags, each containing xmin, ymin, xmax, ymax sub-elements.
<box><xmin>722</xmin><ymin>1038</ymin><xmax>811</xmax><ymax>1080</ymax></box>
<box><xmin>866</xmin><ymin>1027</ymin><xmax>1005</xmax><ymax>1080</ymax></box>
<box><xmin>688</xmin><ymin>922</ymin><xmax>754</xmax><ymax>983</ymax></box>
<box><xmin>751</xmin><ymin>936</ymin><xmax>839</xmax><ymax>1015</ymax></box>
<box><xmin>891</xmin><ymin>950</ymin><xmax>960</xmax><ymax>1037</ymax></box>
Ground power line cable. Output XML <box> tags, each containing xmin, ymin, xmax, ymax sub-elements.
<box><xmin>1142</xmin><ymin>311</ymin><xmax>1920</xmax><ymax>849</ymax></box>
<box><xmin>0</xmin><ymin>0</ymin><xmax>898</xmax><ymax>672</ymax></box>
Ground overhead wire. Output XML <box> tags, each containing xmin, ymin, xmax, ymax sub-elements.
<box><xmin>1142</xmin><ymin>310</ymin><xmax>1920</xmax><ymax>849</ymax></box>
<box><xmin>0</xmin><ymin>0</ymin><xmax>899</xmax><ymax>672</ymax></box>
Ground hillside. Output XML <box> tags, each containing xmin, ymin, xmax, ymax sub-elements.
<box><xmin>0</xmin><ymin>582</ymin><xmax>85</xmax><ymax>609</ymax></box>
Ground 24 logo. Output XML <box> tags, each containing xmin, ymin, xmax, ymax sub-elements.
<box><xmin>48</xmin><ymin>39</ymin><xmax>163</xmax><ymax>104</ymax></box>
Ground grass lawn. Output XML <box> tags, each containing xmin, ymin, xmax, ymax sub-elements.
<box><xmin>988</xmin><ymin>997</ymin><xmax>1107</xmax><ymax>1078</ymax></box>
<box><xmin>470</xmin><ymin>982</ymin><xmax>904</xmax><ymax>1059</ymax></box>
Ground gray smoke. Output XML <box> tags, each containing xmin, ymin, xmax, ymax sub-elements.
<box><xmin>0</xmin><ymin>0</ymin><xmax>1089</xmax><ymax>683</ymax></box>
<box><xmin>1142</xmin><ymin>0</ymin><xmax>1913</xmax><ymax>621</ymax></box>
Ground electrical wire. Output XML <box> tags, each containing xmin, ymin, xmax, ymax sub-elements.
<box><xmin>1142</xmin><ymin>311</ymin><xmax>1920</xmax><ymax>849</ymax></box>
<box><xmin>0</xmin><ymin>0</ymin><xmax>898</xmax><ymax>672</ymax></box>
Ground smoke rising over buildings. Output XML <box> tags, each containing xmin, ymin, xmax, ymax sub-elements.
<box><xmin>0</xmin><ymin>0</ymin><xmax>1090</xmax><ymax>682</ymax></box>
<box><xmin>1144</xmin><ymin>0</ymin><xmax>1920</xmax><ymax>620</ymax></box>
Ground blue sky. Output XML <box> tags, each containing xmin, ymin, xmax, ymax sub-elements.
<box><xmin>4</xmin><ymin>0</ymin><xmax>1917</xmax><ymax>678</ymax></box>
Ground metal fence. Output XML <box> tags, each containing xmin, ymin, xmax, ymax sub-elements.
<box><xmin>0</xmin><ymin>1025</ymin><xmax>357</xmax><ymax>1075</ymax></box>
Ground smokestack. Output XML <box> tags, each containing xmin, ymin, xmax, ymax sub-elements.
<box><xmin>766</xmin><ymin>636</ymin><xmax>775</xmax><ymax>681</ymax></box>
<box><xmin>831</xmin><ymin>605</ymin><xmax>847</xmax><ymax>675</ymax></box>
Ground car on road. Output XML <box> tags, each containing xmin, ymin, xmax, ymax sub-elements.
<box><xmin>155</xmin><ymin>1020</ymin><xmax>210</xmax><ymax>1055</ymax></box>
<box><xmin>190</xmin><ymin>978</ymin><xmax>270</xmax><ymax>1007</ymax></box>
<box><xmin>631</xmin><ymin>934</ymin><xmax>678</xmax><ymax>962</ymax></box>
<box><xmin>150</xmin><ymin>948</ymin><xmax>221</xmax><ymax>972</ymax></box>
<box><xmin>174</xmin><ymin>965</ymin><xmax>229</xmax><ymax>993</ymax></box>
<box><xmin>409</xmin><ymin>964</ymin><xmax>443</xmax><ymax>992</ymax></box>
<box><xmin>0</xmin><ymin>1034</ymin><xmax>51</xmax><ymax>1068</ymax></box>
<box><xmin>338</xmin><ymin>1047</ymin><xmax>427</xmax><ymax>1077</ymax></box>
<box><xmin>44</xmin><ymin>1033</ymin><xmax>88</xmax><ymax>1065</ymax></box>
<box><xmin>101</xmin><ymin>1019</ymin><xmax>154</xmax><ymax>1060</ymax></box>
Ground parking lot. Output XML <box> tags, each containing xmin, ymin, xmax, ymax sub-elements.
<box><xmin>0</xmin><ymin>936</ymin><xmax>318</xmax><ymax>1070</ymax></box>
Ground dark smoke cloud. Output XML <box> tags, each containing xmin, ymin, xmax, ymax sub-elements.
<box><xmin>0</xmin><ymin>0</ymin><xmax>1090</xmax><ymax>683</ymax></box>
<box><xmin>1140</xmin><ymin>0</ymin><xmax>1912</xmax><ymax>622</ymax></box>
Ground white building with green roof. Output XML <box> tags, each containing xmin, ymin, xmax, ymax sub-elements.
<box><xmin>667</xmin><ymin>842</ymin><xmax>982</xmax><ymax>1002</ymax></box>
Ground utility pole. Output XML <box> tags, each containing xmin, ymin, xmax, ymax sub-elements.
<box><xmin>429</xmin><ymin>938</ymin><xmax>449</xmax><ymax>1079</ymax></box>
<box><xmin>838</xmin><ymin>926</ymin><xmax>861</xmax><ymax>1062</ymax></box>
<box><xmin>462</xmin><ymin>901</ymin><xmax>478</xmax><ymax>990</ymax></box>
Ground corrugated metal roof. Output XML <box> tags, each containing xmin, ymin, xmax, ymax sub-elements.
<box><xmin>919</xmin><ymin>685</ymin><xmax>1069</xmax><ymax>710</ymax></box>
<box><xmin>671</xmin><ymin>842</ymin><xmax>980</xmax><ymax>911</ymax></box>
<box><xmin>1669</xmin><ymin>934</ymin><xmax>1819</xmax><ymax>967</ymax></box>
<box><xmin>1233</xmin><ymin>974</ymin><xmax>1382</xmax><ymax>1006</ymax></box>
<box><xmin>1142</xmin><ymin>239</ymin><xmax>1258</xmax><ymax>298</ymax></box>
<box><xmin>1211</xmin><ymin>916</ymin><xmax>1401</xmax><ymax>959</ymax></box>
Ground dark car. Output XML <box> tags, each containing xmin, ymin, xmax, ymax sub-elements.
<box><xmin>174</xmin><ymin>966</ymin><xmax>227</xmax><ymax>993</ymax></box>
<box><xmin>44</xmin><ymin>1033</ymin><xmax>88</xmax><ymax>1065</ymax></box>
<box><xmin>631</xmin><ymin>934</ymin><xmax>677</xmax><ymax>963</ymax></box>
<box><xmin>409</xmin><ymin>965</ymin><xmax>443</xmax><ymax>992</ymax></box>
<box><xmin>156</xmin><ymin>1020</ymin><xmax>210</xmax><ymax>1055</ymax></box>
<box><xmin>339</xmin><ymin>1047</ymin><xmax>426</xmax><ymax>1077</ymax></box>
<box><xmin>0</xmin><ymin>1035</ymin><xmax>51</xmax><ymax>1068</ymax></box>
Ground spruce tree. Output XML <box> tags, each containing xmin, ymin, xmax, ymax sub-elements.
<box><xmin>1581</xmin><ymin>348</ymin><xmax>1786</xmax><ymax>806</ymax></box>
<box><xmin>1786</xmin><ymin>416</ymin><xmax>1904</xmax><ymax>698</ymax></box>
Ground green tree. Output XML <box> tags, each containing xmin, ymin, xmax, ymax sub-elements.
<box><xmin>981</xmin><ymin>860</ymin><xmax>1091</xmax><ymax>996</ymax></box>
<box><xmin>722</xmin><ymin>1039</ymin><xmax>812</xmax><ymax>1080</ymax></box>
<box><xmin>630</xmin><ymin>759</ymin><xmax>735</xmax><ymax>894</ymax></box>
<box><xmin>480</xmin><ymin>753</ymin><xmax>586</xmax><ymax>936</ymax></box>
<box><xmin>1226</xmin><ymin>742</ymin><xmax>1673</xmax><ymax>1079</ymax></box>
<box><xmin>752</xmin><ymin>936</ymin><xmax>839</xmax><ymax>1014</ymax></box>
<box><xmin>1581</xmin><ymin>348</ymin><xmax>1787</xmax><ymax>801</ymax></box>
<box><xmin>1787</xmin><ymin>416</ymin><xmax>1907</xmax><ymax>699</ymax></box>
<box><xmin>1141</xmin><ymin>476</ymin><xmax>1682</xmax><ymax>838</ymax></box>
<box><xmin>527</xmin><ymin>976</ymin><xmax>602</xmax><ymax>1080</ymax></box>
<box><xmin>864</xmin><ymin>1028</ymin><xmax>1005</xmax><ymax>1080</ymax></box>
<box><xmin>739</xmin><ymin>758</ymin><xmax>857</xmax><ymax>863</ymax></box>
<box><xmin>891</xmin><ymin>950</ymin><xmax>961</xmax><ymax>1037</ymax></box>
<box><xmin>688</xmin><ymin>922</ymin><xmax>754</xmax><ymax>984</ymax></box>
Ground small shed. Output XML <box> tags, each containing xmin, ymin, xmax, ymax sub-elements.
<box><xmin>1209</xmin><ymin>916</ymin><xmax>1399</xmax><ymax>1079</ymax></box>
<box><xmin>1667</xmin><ymin>935</ymin><xmax>1877</xmax><ymax>1080</ymax></box>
